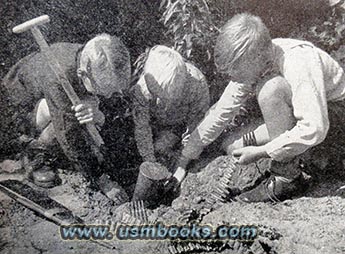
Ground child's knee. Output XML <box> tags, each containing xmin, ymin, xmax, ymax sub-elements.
<box><xmin>37</xmin><ymin>122</ymin><xmax>56</xmax><ymax>145</ymax></box>
<box><xmin>35</xmin><ymin>99</ymin><xmax>51</xmax><ymax>130</ymax></box>
<box><xmin>257</xmin><ymin>76</ymin><xmax>290</xmax><ymax>110</ymax></box>
<box><xmin>154</xmin><ymin>130</ymin><xmax>179</xmax><ymax>155</ymax></box>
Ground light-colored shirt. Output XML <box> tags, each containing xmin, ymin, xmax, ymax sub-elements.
<box><xmin>132</xmin><ymin>62</ymin><xmax>210</xmax><ymax>162</ymax></box>
<box><xmin>182</xmin><ymin>38</ymin><xmax>345</xmax><ymax>162</ymax></box>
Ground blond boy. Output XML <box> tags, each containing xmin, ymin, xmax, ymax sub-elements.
<box><xmin>132</xmin><ymin>45</ymin><xmax>210</xmax><ymax>165</ymax></box>
<box><xmin>170</xmin><ymin>13</ymin><xmax>345</xmax><ymax>202</ymax></box>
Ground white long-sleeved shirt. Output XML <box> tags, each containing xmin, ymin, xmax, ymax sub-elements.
<box><xmin>182</xmin><ymin>38</ymin><xmax>345</xmax><ymax>161</ymax></box>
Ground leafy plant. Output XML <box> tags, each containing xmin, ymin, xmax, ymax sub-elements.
<box><xmin>160</xmin><ymin>0</ymin><xmax>218</xmax><ymax>59</ymax></box>
<box><xmin>308</xmin><ymin>3</ymin><xmax>345</xmax><ymax>51</ymax></box>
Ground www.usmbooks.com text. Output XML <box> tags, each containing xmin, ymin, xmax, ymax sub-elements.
<box><xmin>60</xmin><ymin>223</ymin><xmax>257</xmax><ymax>241</ymax></box>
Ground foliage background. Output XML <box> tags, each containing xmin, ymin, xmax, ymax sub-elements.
<box><xmin>1</xmin><ymin>0</ymin><xmax>344</xmax><ymax>101</ymax></box>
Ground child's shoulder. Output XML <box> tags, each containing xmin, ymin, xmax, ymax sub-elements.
<box><xmin>185</xmin><ymin>62</ymin><xmax>208</xmax><ymax>88</ymax></box>
<box><xmin>185</xmin><ymin>62</ymin><xmax>204</xmax><ymax>79</ymax></box>
<box><xmin>272</xmin><ymin>38</ymin><xmax>314</xmax><ymax>49</ymax></box>
<box><xmin>131</xmin><ymin>78</ymin><xmax>152</xmax><ymax>106</ymax></box>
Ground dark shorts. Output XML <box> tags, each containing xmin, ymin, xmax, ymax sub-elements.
<box><xmin>0</xmin><ymin>99</ymin><xmax>42</xmax><ymax>157</ymax></box>
<box><xmin>271</xmin><ymin>100</ymin><xmax>345</xmax><ymax>177</ymax></box>
<box><xmin>310</xmin><ymin>99</ymin><xmax>345</xmax><ymax>160</ymax></box>
<box><xmin>152</xmin><ymin>123</ymin><xmax>186</xmax><ymax>140</ymax></box>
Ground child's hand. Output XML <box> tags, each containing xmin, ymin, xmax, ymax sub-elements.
<box><xmin>225</xmin><ymin>138</ymin><xmax>243</xmax><ymax>154</ymax></box>
<box><xmin>181</xmin><ymin>128</ymin><xmax>191</xmax><ymax>146</ymax></box>
<box><xmin>164</xmin><ymin>176</ymin><xmax>179</xmax><ymax>194</ymax></box>
<box><xmin>181</xmin><ymin>133</ymin><xmax>190</xmax><ymax>146</ymax></box>
<box><xmin>232</xmin><ymin>146</ymin><xmax>267</xmax><ymax>165</ymax></box>
<box><xmin>164</xmin><ymin>167</ymin><xmax>186</xmax><ymax>193</ymax></box>
<box><xmin>72</xmin><ymin>101</ymin><xmax>105</xmax><ymax>126</ymax></box>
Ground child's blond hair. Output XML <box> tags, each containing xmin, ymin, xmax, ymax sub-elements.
<box><xmin>214</xmin><ymin>13</ymin><xmax>272</xmax><ymax>74</ymax></box>
<box><xmin>142</xmin><ymin>45</ymin><xmax>187</xmax><ymax>100</ymax></box>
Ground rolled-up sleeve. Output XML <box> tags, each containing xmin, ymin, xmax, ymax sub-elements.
<box><xmin>182</xmin><ymin>82</ymin><xmax>252</xmax><ymax>159</ymax></box>
<box><xmin>264</xmin><ymin>46</ymin><xmax>329</xmax><ymax>161</ymax></box>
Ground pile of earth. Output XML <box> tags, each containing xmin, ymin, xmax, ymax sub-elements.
<box><xmin>1</xmin><ymin>153</ymin><xmax>345</xmax><ymax>254</ymax></box>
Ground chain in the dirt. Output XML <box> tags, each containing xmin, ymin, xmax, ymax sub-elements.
<box><xmin>166</xmin><ymin>159</ymin><xmax>281</xmax><ymax>254</ymax></box>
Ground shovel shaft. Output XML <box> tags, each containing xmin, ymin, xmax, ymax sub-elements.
<box><xmin>30</xmin><ymin>27</ymin><xmax>104</xmax><ymax>148</ymax></box>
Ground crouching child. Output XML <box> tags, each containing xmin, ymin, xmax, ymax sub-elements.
<box><xmin>169</xmin><ymin>13</ymin><xmax>345</xmax><ymax>202</ymax></box>
<box><xmin>132</xmin><ymin>45</ymin><xmax>210</xmax><ymax>167</ymax></box>
<box><xmin>0</xmin><ymin>33</ymin><xmax>135</xmax><ymax>204</ymax></box>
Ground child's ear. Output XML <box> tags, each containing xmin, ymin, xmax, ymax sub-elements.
<box><xmin>77</xmin><ymin>68</ymin><xmax>84</xmax><ymax>78</ymax></box>
<box><xmin>144</xmin><ymin>73</ymin><xmax>165</xmax><ymax>99</ymax></box>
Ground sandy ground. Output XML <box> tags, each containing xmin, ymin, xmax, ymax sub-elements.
<box><xmin>1</xmin><ymin>155</ymin><xmax>345</xmax><ymax>254</ymax></box>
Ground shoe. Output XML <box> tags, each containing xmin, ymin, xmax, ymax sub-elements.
<box><xmin>236</xmin><ymin>172</ymin><xmax>311</xmax><ymax>203</ymax></box>
<box><xmin>28</xmin><ymin>149</ymin><xmax>59</xmax><ymax>188</ymax></box>
<box><xmin>26</xmin><ymin>139</ymin><xmax>63</xmax><ymax>188</ymax></box>
<box><xmin>97</xmin><ymin>174</ymin><xmax>129</xmax><ymax>205</ymax></box>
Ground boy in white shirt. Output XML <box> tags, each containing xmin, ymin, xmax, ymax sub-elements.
<box><xmin>168</xmin><ymin>13</ymin><xmax>345</xmax><ymax>202</ymax></box>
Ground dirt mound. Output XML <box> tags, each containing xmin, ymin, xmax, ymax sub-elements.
<box><xmin>1</xmin><ymin>155</ymin><xmax>345</xmax><ymax>253</ymax></box>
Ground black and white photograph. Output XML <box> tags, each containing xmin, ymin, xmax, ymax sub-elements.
<box><xmin>1</xmin><ymin>0</ymin><xmax>345</xmax><ymax>253</ymax></box>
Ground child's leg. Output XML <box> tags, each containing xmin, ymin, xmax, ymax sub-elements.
<box><xmin>28</xmin><ymin>99</ymin><xmax>60</xmax><ymax>188</ymax></box>
<box><xmin>236</xmin><ymin>78</ymin><xmax>311</xmax><ymax>202</ymax></box>
<box><xmin>153</xmin><ymin>126</ymin><xmax>183</xmax><ymax>169</ymax></box>
<box><xmin>34</xmin><ymin>99</ymin><xmax>56</xmax><ymax>145</ymax></box>
<box><xmin>222</xmin><ymin>117</ymin><xmax>270</xmax><ymax>155</ymax></box>
<box><xmin>154</xmin><ymin>130</ymin><xmax>180</xmax><ymax>156</ymax></box>
<box><xmin>309</xmin><ymin>100</ymin><xmax>345</xmax><ymax>170</ymax></box>
<box><xmin>35</xmin><ymin>99</ymin><xmax>51</xmax><ymax>131</ymax></box>
<box><xmin>257</xmin><ymin>79</ymin><xmax>295</xmax><ymax>140</ymax></box>
<box><xmin>256</xmin><ymin>77</ymin><xmax>302</xmax><ymax>179</ymax></box>
<box><xmin>221</xmin><ymin>75</ymin><xmax>294</xmax><ymax>156</ymax></box>
<box><xmin>221</xmin><ymin>93</ymin><xmax>270</xmax><ymax>155</ymax></box>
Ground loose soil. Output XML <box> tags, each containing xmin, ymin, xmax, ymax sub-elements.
<box><xmin>1</xmin><ymin>154</ymin><xmax>345</xmax><ymax>254</ymax></box>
